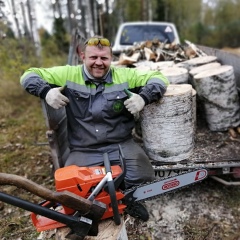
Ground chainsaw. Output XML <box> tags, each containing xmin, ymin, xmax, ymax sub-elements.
<box><xmin>0</xmin><ymin>145</ymin><xmax>208</xmax><ymax>239</ymax></box>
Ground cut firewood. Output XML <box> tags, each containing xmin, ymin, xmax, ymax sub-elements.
<box><xmin>228</xmin><ymin>128</ymin><xmax>238</xmax><ymax>138</ymax></box>
<box><xmin>144</xmin><ymin>47</ymin><xmax>156</xmax><ymax>61</ymax></box>
<box><xmin>117</xmin><ymin>53</ymin><xmax>137</xmax><ymax>66</ymax></box>
<box><xmin>184</xmin><ymin>40</ymin><xmax>207</xmax><ymax>58</ymax></box>
<box><xmin>184</xmin><ymin>46</ymin><xmax>198</xmax><ymax>59</ymax></box>
<box><xmin>155</xmin><ymin>48</ymin><xmax>164</xmax><ymax>61</ymax></box>
<box><xmin>237</xmin><ymin>127</ymin><xmax>240</xmax><ymax>134</ymax></box>
<box><xmin>194</xmin><ymin>65</ymin><xmax>240</xmax><ymax>131</ymax></box>
<box><xmin>114</xmin><ymin>39</ymin><xmax>209</xmax><ymax>65</ymax></box>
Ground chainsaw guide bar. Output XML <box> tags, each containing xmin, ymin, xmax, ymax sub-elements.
<box><xmin>123</xmin><ymin>169</ymin><xmax>208</xmax><ymax>204</ymax></box>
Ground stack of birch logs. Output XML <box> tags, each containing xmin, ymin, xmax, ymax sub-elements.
<box><xmin>114</xmin><ymin>40</ymin><xmax>240</xmax><ymax>162</ymax></box>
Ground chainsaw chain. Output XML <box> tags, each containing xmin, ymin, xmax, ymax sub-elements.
<box><xmin>123</xmin><ymin>168</ymin><xmax>206</xmax><ymax>203</ymax></box>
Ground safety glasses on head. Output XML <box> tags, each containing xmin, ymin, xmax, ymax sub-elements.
<box><xmin>84</xmin><ymin>37</ymin><xmax>111</xmax><ymax>47</ymax></box>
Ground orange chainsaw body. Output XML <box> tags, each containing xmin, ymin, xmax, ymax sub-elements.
<box><xmin>31</xmin><ymin>165</ymin><xmax>126</xmax><ymax>232</ymax></box>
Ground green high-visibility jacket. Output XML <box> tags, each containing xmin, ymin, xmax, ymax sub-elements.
<box><xmin>20</xmin><ymin>65</ymin><xmax>169</xmax><ymax>149</ymax></box>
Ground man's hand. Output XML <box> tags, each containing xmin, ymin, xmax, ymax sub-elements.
<box><xmin>124</xmin><ymin>92</ymin><xmax>145</xmax><ymax>114</ymax></box>
<box><xmin>45</xmin><ymin>86</ymin><xmax>69</xmax><ymax>109</ymax></box>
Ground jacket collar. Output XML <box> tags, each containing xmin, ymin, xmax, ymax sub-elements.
<box><xmin>82</xmin><ymin>64</ymin><xmax>112</xmax><ymax>84</ymax></box>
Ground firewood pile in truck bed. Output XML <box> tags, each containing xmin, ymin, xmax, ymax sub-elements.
<box><xmin>112</xmin><ymin>39</ymin><xmax>207</xmax><ymax>67</ymax></box>
<box><xmin>112</xmin><ymin>39</ymin><xmax>240</xmax><ymax>164</ymax></box>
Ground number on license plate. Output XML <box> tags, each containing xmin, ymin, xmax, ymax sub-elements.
<box><xmin>155</xmin><ymin>169</ymin><xmax>185</xmax><ymax>179</ymax></box>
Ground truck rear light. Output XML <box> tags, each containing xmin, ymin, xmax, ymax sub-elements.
<box><xmin>232</xmin><ymin>168</ymin><xmax>240</xmax><ymax>178</ymax></box>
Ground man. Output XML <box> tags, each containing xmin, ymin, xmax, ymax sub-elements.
<box><xmin>20</xmin><ymin>36</ymin><xmax>169</xmax><ymax>221</ymax></box>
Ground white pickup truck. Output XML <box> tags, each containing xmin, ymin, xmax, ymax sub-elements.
<box><xmin>112</xmin><ymin>21</ymin><xmax>180</xmax><ymax>56</ymax></box>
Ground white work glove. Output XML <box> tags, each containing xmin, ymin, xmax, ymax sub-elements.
<box><xmin>45</xmin><ymin>86</ymin><xmax>69</xmax><ymax>109</ymax></box>
<box><xmin>124</xmin><ymin>92</ymin><xmax>145</xmax><ymax>114</ymax></box>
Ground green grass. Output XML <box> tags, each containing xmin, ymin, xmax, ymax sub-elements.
<box><xmin>0</xmin><ymin>39</ymin><xmax>67</xmax><ymax>239</ymax></box>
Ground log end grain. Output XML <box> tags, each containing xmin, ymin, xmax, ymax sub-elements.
<box><xmin>164</xmin><ymin>84</ymin><xmax>193</xmax><ymax>97</ymax></box>
<box><xmin>194</xmin><ymin>65</ymin><xmax>233</xmax><ymax>79</ymax></box>
<box><xmin>189</xmin><ymin>62</ymin><xmax>221</xmax><ymax>76</ymax></box>
<box><xmin>161</xmin><ymin>67</ymin><xmax>189</xmax><ymax>84</ymax></box>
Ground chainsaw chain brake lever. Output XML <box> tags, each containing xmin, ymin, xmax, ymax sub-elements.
<box><xmin>114</xmin><ymin>144</ymin><xmax>127</xmax><ymax>189</ymax></box>
<box><xmin>103</xmin><ymin>152</ymin><xmax>121</xmax><ymax>225</ymax></box>
<box><xmin>103</xmin><ymin>145</ymin><xmax>126</xmax><ymax>191</ymax></box>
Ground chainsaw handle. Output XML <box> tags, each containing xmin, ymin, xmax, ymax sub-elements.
<box><xmin>103</xmin><ymin>153</ymin><xmax>121</xmax><ymax>225</ymax></box>
<box><xmin>103</xmin><ymin>152</ymin><xmax>112</xmax><ymax>173</ymax></box>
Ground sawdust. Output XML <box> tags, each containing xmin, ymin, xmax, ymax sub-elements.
<box><xmin>125</xmin><ymin>177</ymin><xmax>240</xmax><ymax>240</ymax></box>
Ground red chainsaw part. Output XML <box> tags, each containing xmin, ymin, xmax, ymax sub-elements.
<box><xmin>31</xmin><ymin>165</ymin><xmax>126</xmax><ymax>232</ymax></box>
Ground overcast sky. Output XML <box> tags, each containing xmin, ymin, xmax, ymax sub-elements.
<box><xmin>36</xmin><ymin>1</ymin><xmax>53</xmax><ymax>33</ymax></box>
<box><xmin>3</xmin><ymin>0</ymin><xmax>54</xmax><ymax>34</ymax></box>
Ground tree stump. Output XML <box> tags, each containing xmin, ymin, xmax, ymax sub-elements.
<box><xmin>178</xmin><ymin>56</ymin><xmax>217</xmax><ymax>71</ymax></box>
<box><xmin>55</xmin><ymin>217</ymin><xmax>128</xmax><ymax>240</ymax></box>
<box><xmin>161</xmin><ymin>67</ymin><xmax>189</xmax><ymax>84</ymax></box>
<box><xmin>194</xmin><ymin>65</ymin><xmax>240</xmax><ymax>131</ymax></box>
<box><xmin>141</xmin><ymin>84</ymin><xmax>194</xmax><ymax>162</ymax></box>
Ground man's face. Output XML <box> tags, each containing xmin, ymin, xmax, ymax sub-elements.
<box><xmin>81</xmin><ymin>45</ymin><xmax>112</xmax><ymax>79</ymax></box>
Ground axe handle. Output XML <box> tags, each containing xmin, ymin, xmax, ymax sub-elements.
<box><xmin>0</xmin><ymin>173</ymin><xmax>92</xmax><ymax>215</ymax></box>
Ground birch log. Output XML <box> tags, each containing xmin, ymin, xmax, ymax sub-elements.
<box><xmin>178</xmin><ymin>56</ymin><xmax>217</xmax><ymax>71</ymax></box>
<box><xmin>189</xmin><ymin>62</ymin><xmax>221</xmax><ymax>88</ymax></box>
<box><xmin>192</xmin><ymin>88</ymin><xmax>197</xmax><ymax>134</ymax></box>
<box><xmin>161</xmin><ymin>67</ymin><xmax>189</xmax><ymax>84</ymax></box>
<box><xmin>141</xmin><ymin>84</ymin><xmax>194</xmax><ymax>162</ymax></box>
<box><xmin>194</xmin><ymin>65</ymin><xmax>240</xmax><ymax>131</ymax></box>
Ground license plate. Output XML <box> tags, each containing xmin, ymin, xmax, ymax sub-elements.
<box><xmin>155</xmin><ymin>169</ymin><xmax>188</xmax><ymax>179</ymax></box>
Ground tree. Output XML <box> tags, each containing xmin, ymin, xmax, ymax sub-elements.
<box><xmin>52</xmin><ymin>17</ymin><xmax>69</xmax><ymax>54</ymax></box>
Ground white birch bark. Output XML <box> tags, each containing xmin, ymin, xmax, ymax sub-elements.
<box><xmin>141</xmin><ymin>84</ymin><xmax>194</xmax><ymax>162</ymax></box>
<box><xmin>194</xmin><ymin>65</ymin><xmax>240</xmax><ymax>131</ymax></box>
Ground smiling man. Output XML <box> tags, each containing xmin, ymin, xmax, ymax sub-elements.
<box><xmin>20</xmin><ymin>35</ymin><xmax>169</xmax><ymax>221</ymax></box>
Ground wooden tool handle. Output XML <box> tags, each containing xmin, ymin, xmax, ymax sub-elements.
<box><xmin>0</xmin><ymin>173</ymin><xmax>92</xmax><ymax>214</ymax></box>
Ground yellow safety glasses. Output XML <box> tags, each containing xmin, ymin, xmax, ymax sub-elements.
<box><xmin>84</xmin><ymin>37</ymin><xmax>111</xmax><ymax>47</ymax></box>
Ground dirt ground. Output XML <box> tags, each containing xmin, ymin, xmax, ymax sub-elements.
<box><xmin>124</xmin><ymin>109</ymin><xmax>240</xmax><ymax>240</ymax></box>
<box><xmin>1</xmin><ymin>110</ymin><xmax>240</xmax><ymax>240</ymax></box>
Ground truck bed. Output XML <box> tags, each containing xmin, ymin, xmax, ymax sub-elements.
<box><xmin>152</xmin><ymin>46</ymin><xmax>240</xmax><ymax>173</ymax></box>
<box><xmin>150</xmin><ymin>114</ymin><xmax>240</xmax><ymax>171</ymax></box>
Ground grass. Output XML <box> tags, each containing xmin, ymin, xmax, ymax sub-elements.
<box><xmin>0</xmin><ymin>40</ymin><xmax>67</xmax><ymax>239</ymax></box>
